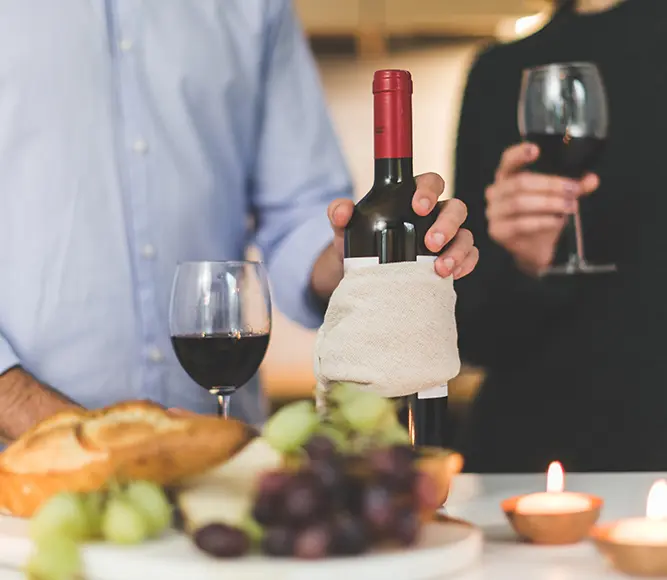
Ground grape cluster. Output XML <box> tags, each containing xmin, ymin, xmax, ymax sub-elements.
<box><xmin>25</xmin><ymin>481</ymin><xmax>171</xmax><ymax>580</ymax></box>
<box><xmin>191</xmin><ymin>383</ymin><xmax>440</xmax><ymax>560</ymax></box>
<box><xmin>193</xmin><ymin>438</ymin><xmax>437</xmax><ymax>560</ymax></box>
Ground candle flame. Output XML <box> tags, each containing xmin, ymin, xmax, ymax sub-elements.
<box><xmin>646</xmin><ymin>479</ymin><xmax>667</xmax><ymax>520</ymax></box>
<box><xmin>546</xmin><ymin>461</ymin><xmax>565</xmax><ymax>493</ymax></box>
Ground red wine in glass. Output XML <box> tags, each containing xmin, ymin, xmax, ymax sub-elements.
<box><xmin>169</xmin><ymin>261</ymin><xmax>272</xmax><ymax>418</ymax></box>
<box><xmin>171</xmin><ymin>333</ymin><xmax>270</xmax><ymax>394</ymax></box>
<box><xmin>518</xmin><ymin>62</ymin><xmax>616</xmax><ymax>276</ymax></box>
<box><xmin>525</xmin><ymin>133</ymin><xmax>606</xmax><ymax>180</ymax></box>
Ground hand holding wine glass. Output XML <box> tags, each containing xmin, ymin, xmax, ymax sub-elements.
<box><xmin>169</xmin><ymin>261</ymin><xmax>271</xmax><ymax>419</ymax></box>
<box><xmin>485</xmin><ymin>141</ymin><xmax>600</xmax><ymax>275</ymax></box>
<box><xmin>508</xmin><ymin>61</ymin><xmax>615</xmax><ymax>276</ymax></box>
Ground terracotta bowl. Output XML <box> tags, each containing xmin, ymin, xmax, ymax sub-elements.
<box><xmin>501</xmin><ymin>494</ymin><xmax>603</xmax><ymax>545</ymax></box>
<box><xmin>416</xmin><ymin>448</ymin><xmax>464</xmax><ymax>515</ymax></box>
<box><xmin>591</xmin><ymin>522</ymin><xmax>667</xmax><ymax>577</ymax></box>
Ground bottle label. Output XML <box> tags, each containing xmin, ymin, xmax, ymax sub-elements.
<box><xmin>417</xmin><ymin>384</ymin><xmax>448</xmax><ymax>399</ymax></box>
<box><xmin>343</xmin><ymin>254</ymin><xmax>436</xmax><ymax>274</ymax></box>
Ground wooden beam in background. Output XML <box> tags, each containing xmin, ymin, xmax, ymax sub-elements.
<box><xmin>356</xmin><ymin>0</ymin><xmax>388</xmax><ymax>58</ymax></box>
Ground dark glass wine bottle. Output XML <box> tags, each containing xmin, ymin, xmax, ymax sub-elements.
<box><xmin>343</xmin><ymin>69</ymin><xmax>448</xmax><ymax>447</ymax></box>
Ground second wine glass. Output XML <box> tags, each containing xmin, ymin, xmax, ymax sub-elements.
<box><xmin>518</xmin><ymin>61</ymin><xmax>616</xmax><ymax>276</ymax></box>
<box><xmin>169</xmin><ymin>260</ymin><xmax>272</xmax><ymax>418</ymax></box>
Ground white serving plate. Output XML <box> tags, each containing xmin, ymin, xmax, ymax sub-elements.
<box><xmin>0</xmin><ymin>515</ymin><xmax>482</xmax><ymax>580</ymax></box>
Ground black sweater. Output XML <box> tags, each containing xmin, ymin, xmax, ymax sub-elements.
<box><xmin>454</xmin><ymin>0</ymin><xmax>667</xmax><ymax>472</ymax></box>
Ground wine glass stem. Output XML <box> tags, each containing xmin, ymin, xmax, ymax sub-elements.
<box><xmin>565</xmin><ymin>211</ymin><xmax>586</xmax><ymax>266</ymax></box>
<box><xmin>217</xmin><ymin>393</ymin><xmax>231</xmax><ymax>418</ymax></box>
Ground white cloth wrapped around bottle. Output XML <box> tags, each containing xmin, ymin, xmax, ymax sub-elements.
<box><xmin>314</xmin><ymin>260</ymin><xmax>461</xmax><ymax>400</ymax></box>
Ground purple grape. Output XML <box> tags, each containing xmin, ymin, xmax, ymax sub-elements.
<box><xmin>310</xmin><ymin>457</ymin><xmax>345</xmax><ymax>493</ymax></box>
<box><xmin>284</xmin><ymin>471</ymin><xmax>328</xmax><ymax>525</ymax></box>
<box><xmin>253</xmin><ymin>471</ymin><xmax>292</xmax><ymax>525</ymax></box>
<box><xmin>362</xmin><ymin>482</ymin><xmax>395</xmax><ymax>536</ymax></box>
<box><xmin>340</xmin><ymin>475</ymin><xmax>365</xmax><ymax>515</ymax></box>
<box><xmin>193</xmin><ymin>524</ymin><xmax>250</xmax><ymax>558</ymax></box>
<box><xmin>261</xmin><ymin>526</ymin><xmax>296</xmax><ymax>557</ymax></box>
<box><xmin>252</xmin><ymin>493</ymin><xmax>280</xmax><ymax>526</ymax></box>
<box><xmin>258</xmin><ymin>471</ymin><xmax>292</xmax><ymax>497</ymax></box>
<box><xmin>304</xmin><ymin>435</ymin><xmax>337</xmax><ymax>461</ymax></box>
<box><xmin>393</xmin><ymin>508</ymin><xmax>420</xmax><ymax>546</ymax></box>
<box><xmin>392</xmin><ymin>444</ymin><xmax>417</xmax><ymax>462</ymax></box>
<box><xmin>369</xmin><ymin>446</ymin><xmax>416</xmax><ymax>492</ymax></box>
<box><xmin>331</xmin><ymin>513</ymin><xmax>369</xmax><ymax>556</ymax></box>
<box><xmin>294</xmin><ymin>523</ymin><xmax>333</xmax><ymax>559</ymax></box>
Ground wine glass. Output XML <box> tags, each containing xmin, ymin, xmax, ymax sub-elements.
<box><xmin>518</xmin><ymin>62</ymin><xmax>616</xmax><ymax>275</ymax></box>
<box><xmin>169</xmin><ymin>261</ymin><xmax>272</xmax><ymax>418</ymax></box>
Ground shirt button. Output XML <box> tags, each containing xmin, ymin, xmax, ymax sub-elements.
<box><xmin>141</xmin><ymin>244</ymin><xmax>156</xmax><ymax>259</ymax></box>
<box><xmin>132</xmin><ymin>139</ymin><xmax>149</xmax><ymax>154</ymax></box>
<box><xmin>119</xmin><ymin>39</ymin><xmax>134</xmax><ymax>52</ymax></box>
<box><xmin>147</xmin><ymin>346</ymin><xmax>163</xmax><ymax>363</ymax></box>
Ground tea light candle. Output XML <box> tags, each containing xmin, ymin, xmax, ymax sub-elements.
<box><xmin>502</xmin><ymin>461</ymin><xmax>602</xmax><ymax>545</ymax></box>
<box><xmin>610</xmin><ymin>480</ymin><xmax>667</xmax><ymax>545</ymax></box>
<box><xmin>516</xmin><ymin>461</ymin><xmax>592</xmax><ymax>515</ymax></box>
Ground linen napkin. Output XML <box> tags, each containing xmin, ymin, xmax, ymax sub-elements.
<box><xmin>314</xmin><ymin>260</ymin><xmax>461</xmax><ymax>401</ymax></box>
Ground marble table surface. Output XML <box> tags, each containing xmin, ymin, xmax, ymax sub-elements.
<box><xmin>443</xmin><ymin>471</ymin><xmax>665</xmax><ymax>579</ymax></box>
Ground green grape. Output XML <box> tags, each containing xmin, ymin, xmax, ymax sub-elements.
<box><xmin>124</xmin><ymin>481</ymin><xmax>172</xmax><ymax>537</ymax></box>
<box><xmin>327</xmin><ymin>408</ymin><xmax>350</xmax><ymax>430</ymax></box>
<box><xmin>241</xmin><ymin>515</ymin><xmax>264</xmax><ymax>545</ymax></box>
<box><xmin>29</xmin><ymin>492</ymin><xmax>90</xmax><ymax>543</ymax></box>
<box><xmin>83</xmin><ymin>491</ymin><xmax>105</xmax><ymax>538</ymax></box>
<box><xmin>101</xmin><ymin>497</ymin><xmax>150</xmax><ymax>545</ymax></box>
<box><xmin>316</xmin><ymin>423</ymin><xmax>349</xmax><ymax>452</ymax></box>
<box><xmin>338</xmin><ymin>390</ymin><xmax>393</xmax><ymax>434</ymax></box>
<box><xmin>328</xmin><ymin>382</ymin><xmax>365</xmax><ymax>406</ymax></box>
<box><xmin>262</xmin><ymin>401</ymin><xmax>319</xmax><ymax>453</ymax></box>
<box><xmin>378</xmin><ymin>419</ymin><xmax>411</xmax><ymax>445</ymax></box>
<box><xmin>24</xmin><ymin>536</ymin><xmax>81</xmax><ymax>580</ymax></box>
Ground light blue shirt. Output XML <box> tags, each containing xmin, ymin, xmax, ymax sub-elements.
<box><xmin>0</xmin><ymin>0</ymin><xmax>352</xmax><ymax>426</ymax></box>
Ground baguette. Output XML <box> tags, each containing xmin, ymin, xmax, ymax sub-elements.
<box><xmin>0</xmin><ymin>400</ymin><xmax>256</xmax><ymax>517</ymax></box>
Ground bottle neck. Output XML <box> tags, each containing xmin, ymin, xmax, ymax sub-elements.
<box><xmin>373</xmin><ymin>158</ymin><xmax>414</xmax><ymax>186</ymax></box>
<box><xmin>373</xmin><ymin>85</ymin><xmax>413</xmax><ymax>176</ymax></box>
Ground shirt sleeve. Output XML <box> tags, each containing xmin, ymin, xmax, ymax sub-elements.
<box><xmin>453</xmin><ymin>50</ymin><xmax>578</xmax><ymax>370</ymax></box>
<box><xmin>249</xmin><ymin>0</ymin><xmax>353</xmax><ymax>330</ymax></box>
<box><xmin>0</xmin><ymin>333</ymin><xmax>20</xmax><ymax>375</ymax></box>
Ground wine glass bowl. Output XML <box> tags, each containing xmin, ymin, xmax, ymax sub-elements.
<box><xmin>518</xmin><ymin>62</ymin><xmax>616</xmax><ymax>276</ymax></box>
<box><xmin>169</xmin><ymin>261</ymin><xmax>272</xmax><ymax>418</ymax></box>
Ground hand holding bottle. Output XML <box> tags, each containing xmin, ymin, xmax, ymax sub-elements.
<box><xmin>328</xmin><ymin>178</ymin><xmax>478</xmax><ymax>280</ymax></box>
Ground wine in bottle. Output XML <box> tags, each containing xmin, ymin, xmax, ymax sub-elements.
<box><xmin>343</xmin><ymin>69</ymin><xmax>448</xmax><ymax>447</ymax></box>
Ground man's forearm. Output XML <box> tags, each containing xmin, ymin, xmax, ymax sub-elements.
<box><xmin>310</xmin><ymin>242</ymin><xmax>344</xmax><ymax>302</ymax></box>
<box><xmin>0</xmin><ymin>367</ymin><xmax>79</xmax><ymax>440</ymax></box>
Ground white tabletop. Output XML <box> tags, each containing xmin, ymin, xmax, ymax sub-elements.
<box><xmin>444</xmin><ymin>471</ymin><xmax>667</xmax><ymax>579</ymax></box>
<box><xmin>0</xmin><ymin>472</ymin><xmax>661</xmax><ymax>579</ymax></box>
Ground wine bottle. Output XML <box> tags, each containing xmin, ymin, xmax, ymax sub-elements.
<box><xmin>343</xmin><ymin>69</ymin><xmax>448</xmax><ymax>447</ymax></box>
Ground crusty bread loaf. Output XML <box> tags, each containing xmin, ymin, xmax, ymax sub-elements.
<box><xmin>0</xmin><ymin>400</ymin><xmax>256</xmax><ymax>518</ymax></box>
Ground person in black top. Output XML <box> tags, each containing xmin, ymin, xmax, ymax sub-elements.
<box><xmin>454</xmin><ymin>0</ymin><xmax>667</xmax><ymax>473</ymax></box>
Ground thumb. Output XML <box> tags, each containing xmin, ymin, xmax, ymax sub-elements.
<box><xmin>328</xmin><ymin>199</ymin><xmax>354</xmax><ymax>231</ymax></box>
<box><xmin>579</xmin><ymin>173</ymin><xmax>600</xmax><ymax>194</ymax></box>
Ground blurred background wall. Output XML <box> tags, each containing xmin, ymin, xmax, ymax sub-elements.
<box><xmin>259</xmin><ymin>0</ymin><xmax>555</xmax><ymax>416</ymax></box>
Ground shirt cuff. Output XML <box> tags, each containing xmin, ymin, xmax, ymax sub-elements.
<box><xmin>0</xmin><ymin>335</ymin><xmax>20</xmax><ymax>376</ymax></box>
<box><xmin>266</xmin><ymin>211</ymin><xmax>334</xmax><ymax>330</ymax></box>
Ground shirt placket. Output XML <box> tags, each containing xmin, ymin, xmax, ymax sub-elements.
<box><xmin>108</xmin><ymin>1</ymin><xmax>165</xmax><ymax>401</ymax></box>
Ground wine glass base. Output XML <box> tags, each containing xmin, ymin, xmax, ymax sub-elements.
<box><xmin>540</xmin><ymin>262</ymin><xmax>617</xmax><ymax>277</ymax></box>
